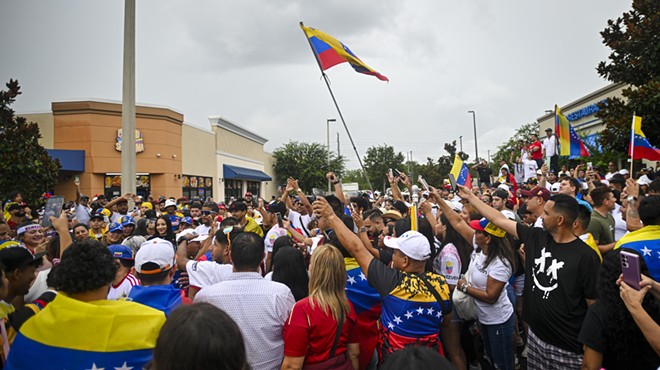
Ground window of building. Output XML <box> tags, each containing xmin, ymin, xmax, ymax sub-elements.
<box><xmin>224</xmin><ymin>179</ymin><xmax>242</xmax><ymax>202</ymax></box>
<box><xmin>182</xmin><ymin>175</ymin><xmax>213</xmax><ymax>201</ymax></box>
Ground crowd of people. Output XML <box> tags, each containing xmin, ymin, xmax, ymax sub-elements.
<box><xmin>0</xmin><ymin>143</ymin><xmax>659</xmax><ymax>370</ymax></box>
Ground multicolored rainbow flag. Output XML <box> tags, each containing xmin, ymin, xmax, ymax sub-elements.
<box><xmin>300</xmin><ymin>23</ymin><xmax>388</xmax><ymax>81</ymax></box>
<box><xmin>450</xmin><ymin>155</ymin><xmax>472</xmax><ymax>189</ymax></box>
<box><xmin>5</xmin><ymin>294</ymin><xmax>166</xmax><ymax>370</ymax></box>
<box><xmin>629</xmin><ymin>115</ymin><xmax>660</xmax><ymax>161</ymax></box>
<box><xmin>555</xmin><ymin>105</ymin><xmax>590</xmax><ymax>158</ymax></box>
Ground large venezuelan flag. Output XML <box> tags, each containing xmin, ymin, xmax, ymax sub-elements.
<box><xmin>345</xmin><ymin>258</ymin><xmax>382</xmax><ymax>370</ymax></box>
<box><xmin>555</xmin><ymin>105</ymin><xmax>590</xmax><ymax>158</ymax></box>
<box><xmin>300</xmin><ymin>23</ymin><xmax>389</xmax><ymax>81</ymax></box>
<box><xmin>450</xmin><ymin>155</ymin><xmax>472</xmax><ymax>189</ymax></box>
<box><xmin>6</xmin><ymin>294</ymin><xmax>166</xmax><ymax>370</ymax></box>
<box><xmin>614</xmin><ymin>225</ymin><xmax>660</xmax><ymax>282</ymax></box>
<box><xmin>629</xmin><ymin>115</ymin><xmax>660</xmax><ymax>161</ymax></box>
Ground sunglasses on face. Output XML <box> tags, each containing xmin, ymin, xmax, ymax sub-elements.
<box><xmin>201</xmin><ymin>211</ymin><xmax>212</xmax><ymax>215</ymax></box>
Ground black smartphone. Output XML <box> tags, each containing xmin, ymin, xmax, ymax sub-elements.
<box><xmin>448</xmin><ymin>174</ymin><xmax>458</xmax><ymax>193</ymax></box>
<box><xmin>42</xmin><ymin>196</ymin><xmax>64</xmax><ymax>227</ymax></box>
<box><xmin>276</xmin><ymin>212</ymin><xmax>283</xmax><ymax>228</ymax></box>
<box><xmin>393</xmin><ymin>168</ymin><xmax>401</xmax><ymax>177</ymax></box>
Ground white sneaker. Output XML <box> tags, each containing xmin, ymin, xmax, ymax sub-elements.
<box><xmin>521</xmin><ymin>344</ymin><xmax>528</xmax><ymax>358</ymax></box>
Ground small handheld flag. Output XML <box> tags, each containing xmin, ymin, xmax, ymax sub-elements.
<box><xmin>555</xmin><ymin>105</ymin><xmax>590</xmax><ymax>158</ymax></box>
<box><xmin>449</xmin><ymin>155</ymin><xmax>472</xmax><ymax>189</ymax></box>
<box><xmin>629</xmin><ymin>115</ymin><xmax>660</xmax><ymax>161</ymax></box>
<box><xmin>300</xmin><ymin>23</ymin><xmax>388</xmax><ymax>81</ymax></box>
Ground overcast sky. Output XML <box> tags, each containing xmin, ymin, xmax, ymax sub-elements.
<box><xmin>1</xmin><ymin>1</ymin><xmax>631</xmax><ymax>169</ymax></box>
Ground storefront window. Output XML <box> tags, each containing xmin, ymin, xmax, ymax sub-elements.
<box><xmin>246</xmin><ymin>181</ymin><xmax>260</xmax><ymax>197</ymax></box>
<box><xmin>182</xmin><ymin>175</ymin><xmax>213</xmax><ymax>201</ymax></box>
<box><xmin>224</xmin><ymin>179</ymin><xmax>242</xmax><ymax>202</ymax></box>
<box><xmin>104</xmin><ymin>174</ymin><xmax>150</xmax><ymax>199</ymax></box>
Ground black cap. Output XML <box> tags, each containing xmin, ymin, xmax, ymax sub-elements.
<box><xmin>265</xmin><ymin>201</ymin><xmax>287</xmax><ymax>215</ymax></box>
<box><xmin>0</xmin><ymin>246</ymin><xmax>46</xmax><ymax>272</ymax></box>
<box><xmin>7</xmin><ymin>203</ymin><xmax>24</xmax><ymax>212</ymax></box>
<box><xmin>545</xmin><ymin>128</ymin><xmax>552</xmax><ymax>132</ymax></box>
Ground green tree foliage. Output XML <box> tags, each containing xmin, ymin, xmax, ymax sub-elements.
<box><xmin>492</xmin><ymin>122</ymin><xmax>540</xmax><ymax>166</ymax></box>
<box><xmin>0</xmin><ymin>80</ymin><xmax>60</xmax><ymax>206</ymax></box>
<box><xmin>342</xmin><ymin>169</ymin><xmax>369</xmax><ymax>190</ymax></box>
<box><xmin>437</xmin><ymin>141</ymin><xmax>470</xmax><ymax>180</ymax></box>
<box><xmin>596</xmin><ymin>0</ymin><xmax>660</xmax><ymax>153</ymax></box>
<box><xmin>272</xmin><ymin>141</ymin><xmax>345</xmax><ymax>193</ymax></box>
<box><xmin>363</xmin><ymin>144</ymin><xmax>405</xmax><ymax>191</ymax></box>
<box><xmin>415</xmin><ymin>158</ymin><xmax>443</xmax><ymax>189</ymax></box>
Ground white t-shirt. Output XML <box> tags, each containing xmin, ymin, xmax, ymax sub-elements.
<box><xmin>264</xmin><ymin>225</ymin><xmax>288</xmax><ymax>254</ymax></box>
<box><xmin>612</xmin><ymin>203</ymin><xmax>628</xmax><ymax>241</ymax></box>
<box><xmin>25</xmin><ymin>268</ymin><xmax>50</xmax><ymax>303</ymax></box>
<box><xmin>534</xmin><ymin>216</ymin><xmax>544</xmax><ymax>229</ymax></box>
<box><xmin>75</xmin><ymin>204</ymin><xmax>91</xmax><ymax>225</ymax></box>
<box><xmin>107</xmin><ymin>273</ymin><xmax>140</xmax><ymax>300</ymax></box>
<box><xmin>186</xmin><ymin>260</ymin><xmax>233</xmax><ymax>290</ymax></box>
<box><xmin>433</xmin><ymin>243</ymin><xmax>462</xmax><ymax>286</ymax></box>
<box><xmin>522</xmin><ymin>159</ymin><xmax>538</xmax><ymax>181</ymax></box>
<box><xmin>195</xmin><ymin>224</ymin><xmax>211</xmax><ymax>236</ymax></box>
<box><xmin>469</xmin><ymin>252</ymin><xmax>513</xmax><ymax>325</ymax></box>
<box><xmin>287</xmin><ymin>209</ymin><xmax>316</xmax><ymax>237</ymax></box>
<box><xmin>543</xmin><ymin>136</ymin><xmax>557</xmax><ymax>157</ymax></box>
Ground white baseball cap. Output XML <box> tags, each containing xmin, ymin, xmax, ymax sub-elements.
<box><xmin>164</xmin><ymin>199</ymin><xmax>177</xmax><ymax>208</ymax></box>
<box><xmin>383</xmin><ymin>230</ymin><xmax>431</xmax><ymax>261</ymax></box>
<box><xmin>638</xmin><ymin>175</ymin><xmax>652</xmax><ymax>186</ymax></box>
<box><xmin>135</xmin><ymin>238</ymin><xmax>175</xmax><ymax>274</ymax></box>
<box><xmin>550</xmin><ymin>182</ymin><xmax>560</xmax><ymax>193</ymax></box>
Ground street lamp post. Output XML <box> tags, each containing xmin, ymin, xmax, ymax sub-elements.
<box><xmin>468</xmin><ymin>111</ymin><xmax>478</xmax><ymax>162</ymax></box>
<box><xmin>459</xmin><ymin>136</ymin><xmax>463</xmax><ymax>152</ymax></box>
<box><xmin>327</xmin><ymin>118</ymin><xmax>336</xmax><ymax>191</ymax></box>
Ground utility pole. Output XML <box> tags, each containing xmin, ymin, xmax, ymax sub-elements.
<box><xmin>121</xmin><ymin>0</ymin><xmax>136</xmax><ymax>199</ymax></box>
<box><xmin>327</xmin><ymin>118</ymin><xmax>336</xmax><ymax>192</ymax></box>
<box><xmin>337</xmin><ymin>132</ymin><xmax>340</xmax><ymax>158</ymax></box>
<box><xmin>488</xmin><ymin>150</ymin><xmax>491</xmax><ymax>163</ymax></box>
<box><xmin>459</xmin><ymin>136</ymin><xmax>463</xmax><ymax>152</ymax></box>
<box><xmin>468</xmin><ymin>111</ymin><xmax>479</xmax><ymax>162</ymax></box>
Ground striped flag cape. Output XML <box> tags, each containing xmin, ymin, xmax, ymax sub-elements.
<box><xmin>300</xmin><ymin>23</ymin><xmax>388</xmax><ymax>81</ymax></box>
<box><xmin>6</xmin><ymin>294</ymin><xmax>166</xmax><ymax>370</ymax></box>
<box><xmin>629</xmin><ymin>115</ymin><xmax>660</xmax><ymax>161</ymax></box>
<box><xmin>555</xmin><ymin>105</ymin><xmax>590</xmax><ymax>158</ymax></box>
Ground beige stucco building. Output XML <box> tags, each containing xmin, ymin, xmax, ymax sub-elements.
<box><xmin>20</xmin><ymin>99</ymin><xmax>276</xmax><ymax>203</ymax></box>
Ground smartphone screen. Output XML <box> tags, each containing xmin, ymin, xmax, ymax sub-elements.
<box><xmin>393</xmin><ymin>169</ymin><xmax>401</xmax><ymax>177</ymax></box>
<box><xmin>621</xmin><ymin>251</ymin><xmax>642</xmax><ymax>290</ymax></box>
<box><xmin>42</xmin><ymin>196</ymin><xmax>65</xmax><ymax>227</ymax></box>
<box><xmin>389</xmin><ymin>168</ymin><xmax>394</xmax><ymax>178</ymax></box>
<box><xmin>448</xmin><ymin>174</ymin><xmax>458</xmax><ymax>192</ymax></box>
<box><xmin>312</xmin><ymin>188</ymin><xmax>325</xmax><ymax>197</ymax></box>
<box><xmin>276</xmin><ymin>212</ymin><xmax>283</xmax><ymax>228</ymax></box>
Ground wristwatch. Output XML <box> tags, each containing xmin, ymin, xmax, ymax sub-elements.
<box><xmin>359</xmin><ymin>227</ymin><xmax>367</xmax><ymax>233</ymax></box>
<box><xmin>460</xmin><ymin>282</ymin><xmax>469</xmax><ymax>293</ymax></box>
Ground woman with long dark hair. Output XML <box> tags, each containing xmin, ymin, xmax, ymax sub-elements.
<box><xmin>272</xmin><ymin>246</ymin><xmax>309</xmax><ymax>302</ymax></box>
<box><xmin>149</xmin><ymin>215</ymin><xmax>176</xmax><ymax>246</ymax></box>
<box><xmin>579</xmin><ymin>250</ymin><xmax>660</xmax><ymax>370</ymax></box>
<box><xmin>431</xmin><ymin>213</ymin><xmax>473</xmax><ymax>370</ymax></box>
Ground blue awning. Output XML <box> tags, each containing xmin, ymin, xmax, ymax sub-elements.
<box><xmin>47</xmin><ymin>149</ymin><xmax>85</xmax><ymax>172</ymax></box>
<box><xmin>223</xmin><ymin>164</ymin><xmax>272</xmax><ymax>181</ymax></box>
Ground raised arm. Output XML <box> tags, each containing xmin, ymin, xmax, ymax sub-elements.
<box><xmin>291</xmin><ymin>178</ymin><xmax>314</xmax><ymax>215</ymax></box>
<box><xmin>326</xmin><ymin>172</ymin><xmax>346</xmax><ymax>205</ymax></box>
<box><xmin>312</xmin><ymin>197</ymin><xmax>374</xmax><ymax>276</ymax></box>
<box><xmin>455</xmin><ymin>185</ymin><xmax>519</xmax><ymax>239</ymax></box>
<box><xmin>430</xmin><ymin>188</ymin><xmax>474</xmax><ymax>244</ymax></box>
<box><xmin>351</xmin><ymin>209</ymin><xmax>382</xmax><ymax>260</ymax></box>
<box><xmin>51</xmin><ymin>211</ymin><xmax>73</xmax><ymax>257</ymax></box>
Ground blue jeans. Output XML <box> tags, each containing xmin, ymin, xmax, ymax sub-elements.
<box><xmin>480</xmin><ymin>313</ymin><xmax>515</xmax><ymax>370</ymax></box>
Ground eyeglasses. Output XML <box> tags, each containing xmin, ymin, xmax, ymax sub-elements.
<box><xmin>201</xmin><ymin>211</ymin><xmax>212</xmax><ymax>215</ymax></box>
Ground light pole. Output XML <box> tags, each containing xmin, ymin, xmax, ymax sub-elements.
<box><xmin>121</xmin><ymin>0</ymin><xmax>136</xmax><ymax>199</ymax></box>
<box><xmin>459</xmin><ymin>136</ymin><xmax>463</xmax><ymax>152</ymax></box>
<box><xmin>327</xmin><ymin>118</ymin><xmax>336</xmax><ymax>191</ymax></box>
<box><xmin>468</xmin><ymin>111</ymin><xmax>478</xmax><ymax>162</ymax></box>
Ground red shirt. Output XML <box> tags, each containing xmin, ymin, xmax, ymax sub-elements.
<box><xmin>530</xmin><ymin>141</ymin><xmax>543</xmax><ymax>160</ymax></box>
<box><xmin>283</xmin><ymin>298</ymin><xmax>359</xmax><ymax>364</ymax></box>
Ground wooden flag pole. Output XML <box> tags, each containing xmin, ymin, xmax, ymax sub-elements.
<box><xmin>300</xmin><ymin>22</ymin><xmax>374</xmax><ymax>190</ymax></box>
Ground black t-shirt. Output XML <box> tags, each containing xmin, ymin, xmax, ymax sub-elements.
<box><xmin>578</xmin><ymin>300</ymin><xmax>660</xmax><ymax>370</ymax></box>
<box><xmin>476</xmin><ymin>167</ymin><xmax>492</xmax><ymax>182</ymax></box>
<box><xmin>517</xmin><ymin>223</ymin><xmax>600</xmax><ymax>353</ymax></box>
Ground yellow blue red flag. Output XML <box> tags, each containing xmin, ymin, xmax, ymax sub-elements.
<box><xmin>629</xmin><ymin>115</ymin><xmax>660</xmax><ymax>161</ymax></box>
<box><xmin>555</xmin><ymin>105</ymin><xmax>590</xmax><ymax>158</ymax></box>
<box><xmin>6</xmin><ymin>294</ymin><xmax>166</xmax><ymax>370</ymax></box>
<box><xmin>614</xmin><ymin>225</ymin><xmax>660</xmax><ymax>281</ymax></box>
<box><xmin>450</xmin><ymin>155</ymin><xmax>472</xmax><ymax>189</ymax></box>
<box><xmin>300</xmin><ymin>23</ymin><xmax>388</xmax><ymax>81</ymax></box>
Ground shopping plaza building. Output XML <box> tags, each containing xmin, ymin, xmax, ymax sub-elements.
<box><xmin>20</xmin><ymin>100</ymin><xmax>277</xmax><ymax>203</ymax></box>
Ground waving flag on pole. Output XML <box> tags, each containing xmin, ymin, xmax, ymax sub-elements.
<box><xmin>629</xmin><ymin>115</ymin><xmax>660</xmax><ymax>161</ymax></box>
<box><xmin>300</xmin><ymin>23</ymin><xmax>388</xmax><ymax>81</ymax></box>
<box><xmin>555</xmin><ymin>105</ymin><xmax>590</xmax><ymax>158</ymax></box>
<box><xmin>450</xmin><ymin>155</ymin><xmax>472</xmax><ymax>189</ymax></box>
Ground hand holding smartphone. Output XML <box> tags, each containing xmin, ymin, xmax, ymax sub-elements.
<box><xmin>42</xmin><ymin>196</ymin><xmax>64</xmax><ymax>227</ymax></box>
<box><xmin>448</xmin><ymin>174</ymin><xmax>458</xmax><ymax>193</ymax></box>
<box><xmin>621</xmin><ymin>251</ymin><xmax>642</xmax><ymax>290</ymax></box>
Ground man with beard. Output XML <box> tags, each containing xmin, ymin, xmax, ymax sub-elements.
<box><xmin>5</xmin><ymin>204</ymin><xmax>27</xmax><ymax>233</ymax></box>
<box><xmin>105</xmin><ymin>193</ymin><xmax>133</xmax><ymax>223</ymax></box>
<box><xmin>195</xmin><ymin>202</ymin><xmax>218</xmax><ymax>236</ymax></box>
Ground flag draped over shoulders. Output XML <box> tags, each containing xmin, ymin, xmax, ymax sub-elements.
<box><xmin>6</xmin><ymin>293</ymin><xmax>166</xmax><ymax>370</ymax></box>
<box><xmin>300</xmin><ymin>23</ymin><xmax>388</xmax><ymax>81</ymax></box>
